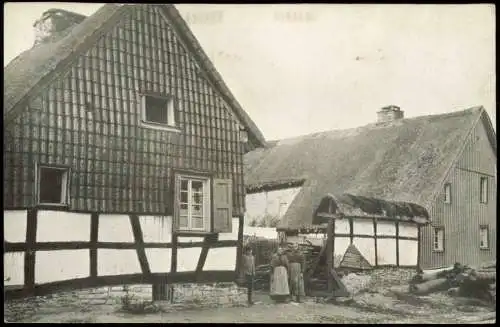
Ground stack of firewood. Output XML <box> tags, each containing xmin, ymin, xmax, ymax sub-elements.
<box><xmin>410</xmin><ymin>261</ymin><xmax>496</xmax><ymax>304</ymax></box>
<box><xmin>253</xmin><ymin>264</ymin><xmax>272</xmax><ymax>291</ymax></box>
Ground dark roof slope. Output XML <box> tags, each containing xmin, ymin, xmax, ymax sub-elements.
<box><xmin>244</xmin><ymin>107</ymin><xmax>494</xmax><ymax>230</ymax></box>
<box><xmin>4</xmin><ymin>4</ymin><xmax>266</xmax><ymax>148</ymax></box>
<box><xmin>313</xmin><ymin>193</ymin><xmax>430</xmax><ymax>225</ymax></box>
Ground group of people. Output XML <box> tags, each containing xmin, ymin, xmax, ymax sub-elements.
<box><xmin>242</xmin><ymin>243</ymin><xmax>306</xmax><ymax>306</ymax></box>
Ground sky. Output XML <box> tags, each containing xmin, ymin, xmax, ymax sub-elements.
<box><xmin>4</xmin><ymin>3</ymin><xmax>496</xmax><ymax>140</ymax></box>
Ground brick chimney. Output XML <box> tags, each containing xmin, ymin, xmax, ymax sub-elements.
<box><xmin>377</xmin><ymin>105</ymin><xmax>404</xmax><ymax>123</ymax></box>
<box><xmin>33</xmin><ymin>9</ymin><xmax>87</xmax><ymax>46</ymax></box>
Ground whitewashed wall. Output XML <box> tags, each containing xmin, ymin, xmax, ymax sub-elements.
<box><xmin>398</xmin><ymin>240</ymin><xmax>418</xmax><ymax>266</ymax></box>
<box><xmin>38</xmin><ymin>211</ymin><xmax>91</xmax><ymax>242</ymax></box>
<box><xmin>4</xmin><ymin>210</ymin><xmax>27</xmax><ymax>243</ymax></box>
<box><xmin>4</xmin><ymin>252</ymin><xmax>24</xmax><ymax>286</ymax></box>
<box><xmin>4</xmin><ymin>210</ymin><xmax>28</xmax><ymax>286</ymax></box>
<box><xmin>377</xmin><ymin>238</ymin><xmax>397</xmax><ymax>265</ymax></box>
<box><xmin>37</xmin><ymin>250</ymin><xmax>90</xmax><ymax>284</ymax></box>
<box><xmin>399</xmin><ymin>222</ymin><xmax>419</xmax><ymax>238</ymax></box>
<box><xmin>243</xmin><ymin>226</ymin><xmax>278</xmax><ymax>239</ymax></box>
<box><xmin>4</xmin><ymin>211</ymin><xmax>240</xmax><ymax>287</ymax></box>
<box><xmin>245</xmin><ymin>187</ymin><xmax>302</xmax><ymax>224</ymax></box>
<box><xmin>178</xmin><ymin>217</ymin><xmax>239</xmax><ymax>271</ymax></box>
<box><xmin>285</xmin><ymin>218</ymin><xmax>420</xmax><ymax>267</ymax></box>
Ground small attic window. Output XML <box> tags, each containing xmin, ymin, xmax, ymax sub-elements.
<box><xmin>444</xmin><ymin>183</ymin><xmax>451</xmax><ymax>204</ymax></box>
<box><xmin>37</xmin><ymin>165</ymin><xmax>70</xmax><ymax>206</ymax></box>
<box><xmin>480</xmin><ymin>177</ymin><xmax>488</xmax><ymax>203</ymax></box>
<box><xmin>140</xmin><ymin>94</ymin><xmax>180</xmax><ymax>132</ymax></box>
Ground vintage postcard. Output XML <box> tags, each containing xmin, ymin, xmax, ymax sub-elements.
<box><xmin>4</xmin><ymin>3</ymin><xmax>496</xmax><ymax>324</ymax></box>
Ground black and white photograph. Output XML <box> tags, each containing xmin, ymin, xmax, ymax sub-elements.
<box><xmin>3</xmin><ymin>3</ymin><xmax>496</xmax><ymax>323</ymax></box>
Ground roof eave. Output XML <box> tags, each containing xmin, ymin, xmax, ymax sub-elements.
<box><xmin>158</xmin><ymin>4</ymin><xmax>267</xmax><ymax>148</ymax></box>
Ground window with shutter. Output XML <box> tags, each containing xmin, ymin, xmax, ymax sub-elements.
<box><xmin>212</xmin><ymin>179</ymin><xmax>233</xmax><ymax>233</ymax></box>
<box><xmin>479</xmin><ymin>225</ymin><xmax>489</xmax><ymax>249</ymax></box>
<box><xmin>432</xmin><ymin>227</ymin><xmax>444</xmax><ymax>252</ymax></box>
<box><xmin>174</xmin><ymin>174</ymin><xmax>211</xmax><ymax>232</ymax></box>
<box><xmin>444</xmin><ymin>183</ymin><xmax>451</xmax><ymax>204</ymax></box>
<box><xmin>480</xmin><ymin>177</ymin><xmax>488</xmax><ymax>204</ymax></box>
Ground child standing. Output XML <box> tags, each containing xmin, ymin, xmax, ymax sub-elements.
<box><xmin>242</xmin><ymin>246</ymin><xmax>256</xmax><ymax>306</ymax></box>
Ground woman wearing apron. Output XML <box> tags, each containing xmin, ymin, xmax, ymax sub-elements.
<box><xmin>287</xmin><ymin>244</ymin><xmax>306</xmax><ymax>302</ymax></box>
<box><xmin>269</xmin><ymin>248</ymin><xmax>290</xmax><ymax>303</ymax></box>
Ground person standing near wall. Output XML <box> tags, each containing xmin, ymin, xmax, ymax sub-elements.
<box><xmin>269</xmin><ymin>247</ymin><xmax>290</xmax><ymax>303</ymax></box>
<box><xmin>242</xmin><ymin>246</ymin><xmax>256</xmax><ymax>306</ymax></box>
<box><xmin>287</xmin><ymin>244</ymin><xmax>306</xmax><ymax>302</ymax></box>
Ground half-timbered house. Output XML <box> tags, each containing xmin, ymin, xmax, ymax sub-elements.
<box><xmin>4</xmin><ymin>4</ymin><xmax>266</xmax><ymax>299</ymax></box>
<box><xmin>244</xmin><ymin>106</ymin><xmax>496</xmax><ymax>270</ymax></box>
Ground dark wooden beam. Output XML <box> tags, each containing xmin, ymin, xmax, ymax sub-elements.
<box><xmin>329</xmin><ymin>233</ymin><xmax>418</xmax><ymax>241</ymax></box>
<box><xmin>373</xmin><ymin>218</ymin><xmax>378</xmax><ymax>267</ymax></box>
<box><xmin>90</xmin><ymin>213</ymin><xmax>99</xmax><ymax>278</ymax></box>
<box><xmin>349</xmin><ymin>217</ymin><xmax>354</xmax><ymax>244</ymax></box>
<box><xmin>24</xmin><ymin>209</ymin><xmax>38</xmax><ymax>290</ymax></box>
<box><xmin>171</xmin><ymin>233</ymin><xmax>178</xmax><ymax>274</ymax></box>
<box><xmin>4</xmin><ymin>240</ymin><xmax>239</xmax><ymax>252</ymax></box>
<box><xmin>129</xmin><ymin>214</ymin><xmax>151</xmax><ymax>275</ymax></box>
<box><xmin>2</xmin><ymin>206</ymin><xmax>169</xmax><ymax>216</ymax></box>
<box><xmin>331</xmin><ymin>219</ymin><xmax>336</xmax><ymax>269</ymax></box>
<box><xmin>395</xmin><ymin>222</ymin><xmax>400</xmax><ymax>267</ymax></box>
<box><xmin>195</xmin><ymin>234</ymin><xmax>217</xmax><ymax>277</ymax></box>
<box><xmin>236</xmin><ymin>215</ymin><xmax>244</xmax><ymax>280</ymax></box>
<box><xmin>326</xmin><ymin>219</ymin><xmax>334</xmax><ymax>293</ymax></box>
<box><xmin>417</xmin><ymin>226</ymin><xmax>421</xmax><ymax>270</ymax></box>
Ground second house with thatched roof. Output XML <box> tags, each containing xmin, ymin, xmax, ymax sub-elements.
<box><xmin>244</xmin><ymin>106</ymin><xmax>496</xmax><ymax>270</ymax></box>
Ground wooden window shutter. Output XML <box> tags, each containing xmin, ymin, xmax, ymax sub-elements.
<box><xmin>212</xmin><ymin>179</ymin><xmax>233</xmax><ymax>233</ymax></box>
<box><xmin>173</xmin><ymin>174</ymin><xmax>181</xmax><ymax>231</ymax></box>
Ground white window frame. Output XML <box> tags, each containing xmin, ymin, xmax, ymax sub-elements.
<box><xmin>139</xmin><ymin>94</ymin><xmax>180</xmax><ymax>133</ymax></box>
<box><xmin>36</xmin><ymin>163</ymin><xmax>70</xmax><ymax>206</ymax></box>
<box><xmin>479</xmin><ymin>225</ymin><xmax>489</xmax><ymax>249</ymax></box>
<box><xmin>480</xmin><ymin>177</ymin><xmax>488</xmax><ymax>204</ymax></box>
<box><xmin>444</xmin><ymin>183</ymin><xmax>451</xmax><ymax>204</ymax></box>
<box><xmin>178</xmin><ymin>174</ymin><xmax>211</xmax><ymax>232</ymax></box>
<box><xmin>432</xmin><ymin>227</ymin><xmax>444</xmax><ymax>252</ymax></box>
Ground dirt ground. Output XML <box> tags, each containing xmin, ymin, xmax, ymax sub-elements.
<box><xmin>4</xmin><ymin>289</ymin><xmax>496</xmax><ymax>324</ymax></box>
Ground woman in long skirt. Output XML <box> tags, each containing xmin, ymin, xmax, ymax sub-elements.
<box><xmin>287</xmin><ymin>244</ymin><xmax>306</xmax><ymax>302</ymax></box>
<box><xmin>269</xmin><ymin>248</ymin><xmax>290</xmax><ymax>302</ymax></box>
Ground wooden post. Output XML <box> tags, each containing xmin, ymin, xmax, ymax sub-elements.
<box><xmin>25</xmin><ymin>209</ymin><xmax>38</xmax><ymax>294</ymax></box>
<box><xmin>417</xmin><ymin>226</ymin><xmax>421</xmax><ymax>271</ymax></box>
<box><xmin>90</xmin><ymin>213</ymin><xmax>99</xmax><ymax>278</ymax></box>
<box><xmin>373</xmin><ymin>218</ymin><xmax>378</xmax><ymax>267</ymax></box>
<box><xmin>326</xmin><ymin>218</ymin><xmax>334</xmax><ymax>293</ymax></box>
<box><xmin>349</xmin><ymin>217</ymin><xmax>354</xmax><ymax>244</ymax></box>
<box><xmin>395</xmin><ymin>222</ymin><xmax>400</xmax><ymax>267</ymax></box>
<box><xmin>236</xmin><ymin>214</ymin><xmax>244</xmax><ymax>284</ymax></box>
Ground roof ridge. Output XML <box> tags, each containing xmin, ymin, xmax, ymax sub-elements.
<box><xmin>268</xmin><ymin>106</ymin><xmax>483</xmax><ymax>145</ymax></box>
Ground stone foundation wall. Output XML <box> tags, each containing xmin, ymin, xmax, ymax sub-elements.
<box><xmin>39</xmin><ymin>283</ymin><xmax>247</xmax><ymax>307</ymax></box>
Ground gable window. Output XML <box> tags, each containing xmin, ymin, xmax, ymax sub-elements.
<box><xmin>480</xmin><ymin>177</ymin><xmax>488</xmax><ymax>203</ymax></box>
<box><xmin>37</xmin><ymin>165</ymin><xmax>70</xmax><ymax>206</ymax></box>
<box><xmin>432</xmin><ymin>227</ymin><xmax>444</xmax><ymax>252</ymax></box>
<box><xmin>480</xmin><ymin>225</ymin><xmax>489</xmax><ymax>249</ymax></box>
<box><xmin>140</xmin><ymin>94</ymin><xmax>178</xmax><ymax>131</ymax></box>
<box><xmin>444</xmin><ymin>183</ymin><xmax>451</xmax><ymax>204</ymax></box>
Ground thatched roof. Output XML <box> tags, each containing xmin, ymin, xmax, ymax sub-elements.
<box><xmin>244</xmin><ymin>107</ymin><xmax>496</xmax><ymax>231</ymax></box>
<box><xmin>4</xmin><ymin>4</ymin><xmax>266</xmax><ymax>149</ymax></box>
<box><xmin>313</xmin><ymin>193</ymin><xmax>430</xmax><ymax>225</ymax></box>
